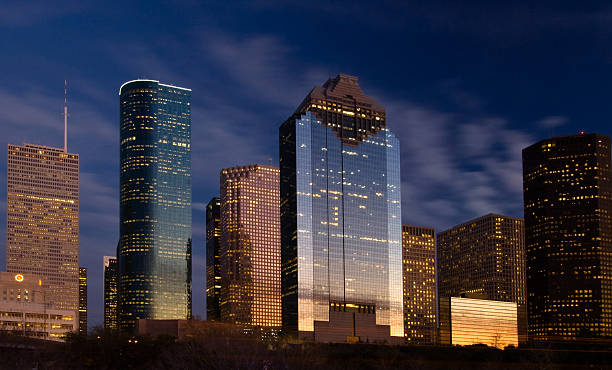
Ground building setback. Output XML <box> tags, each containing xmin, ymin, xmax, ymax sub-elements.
<box><xmin>219</xmin><ymin>165</ymin><xmax>281</xmax><ymax>327</ymax></box>
<box><xmin>79</xmin><ymin>267</ymin><xmax>87</xmax><ymax>335</ymax></box>
<box><xmin>523</xmin><ymin>133</ymin><xmax>612</xmax><ymax>341</ymax></box>
<box><xmin>104</xmin><ymin>256</ymin><xmax>118</xmax><ymax>330</ymax></box>
<box><xmin>0</xmin><ymin>272</ymin><xmax>78</xmax><ymax>341</ymax></box>
<box><xmin>437</xmin><ymin>214</ymin><xmax>527</xmax><ymax>343</ymax></box>
<box><xmin>279</xmin><ymin>74</ymin><xmax>403</xmax><ymax>343</ymax></box>
<box><xmin>402</xmin><ymin>225</ymin><xmax>437</xmax><ymax>344</ymax></box>
<box><xmin>118</xmin><ymin>80</ymin><xmax>192</xmax><ymax>330</ymax></box>
<box><xmin>206</xmin><ymin>197</ymin><xmax>222</xmax><ymax>321</ymax></box>
<box><xmin>6</xmin><ymin>144</ymin><xmax>79</xmax><ymax>311</ymax></box>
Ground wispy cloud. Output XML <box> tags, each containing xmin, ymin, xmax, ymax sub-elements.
<box><xmin>537</xmin><ymin>115</ymin><xmax>568</xmax><ymax>129</ymax></box>
<box><xmin>0</xmin><ymin>1</ymin><xmax>88</xmax><ymax>27</ymax></box>
<box><xmin>387</xmin><ymin>99</ymin><xmax>532</xmax><ymax>231</ymax></box>
<box><xmin>198</xmin><ymin>31</ymin><xmax>331</xmax><ymax>108</ymax></box>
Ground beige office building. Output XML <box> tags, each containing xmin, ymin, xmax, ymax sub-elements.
<box><xmin>6</xmin><ymin>144</ymin><xmax>79</xmax><ymax>311</ymax></box>
<box><xmin>219</xmin><ymin>164</ymin><xmax>281</xmax><ymax>328</ymax></box>
<box><xmin>0</xmin><ymin>272</ymin><xmax>77</xmax><ymax>341</ymax></box>
<box><xmin>439</xmin><ymin>297</ymin><xmax>518</xmax><ymax>349</ymax></box>
<box><xmin>437</xmin><ymin>214</ymin><xmax>527</xmax><ymax>343</ymax></box>
<box><xmin>402</xmin><ymin>225</ymin><xmax>437</xmax><ymax>344</ymax></box>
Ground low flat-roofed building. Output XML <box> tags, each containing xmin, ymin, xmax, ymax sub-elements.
<box><xmin>0</xmin><ymin>272</ymin><xmax>77</xmax><ymax>341</ymax></box>
<box><xmin>439</xmin><ymin>296</ymin><xmax>518</xmax><ymax>349</ymax></box>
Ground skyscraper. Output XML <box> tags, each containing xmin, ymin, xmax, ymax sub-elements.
<box><xmin>402</xmin><ymin>225</ymin><xmax>437</xmax><ymax>344</ymax></box>
<box><xmin>206</xmin><ymin>197</ymin><xmax>222</xmax><ymax>321</ymax></box>
<box><xmin>104</xmin><ymin>256</ymin><xmax>119</xmax><ymax>330</ymax></box>
<box><xmin>523</xmin><ymin>133</ymin><xmax>612</xmax><ymax>342</ymax></box>
<box><xmin>6</xmin><ymin>144</ymin><xmax>79</xmax><ymax>311</ymax></box>
<box><xmin>118</xmin><ymin>80</ymin><xmax>192</xmax><ymax>330</ymax></box>
<box><xmin>78</xmin><ymin>267</ymin><xmax>87</xmax><ymax>335</ymax></box>
<box><xmin>437</xmin><ymin>214</ymin><xmax>527</xmax><ymax>343</ymax></box>
<box><xmin>219</xmin><ymin>165</ymin><xmax>281</xmax><ymax>327</ymax></box>
<box><xmin>279</xmin><ymin>74</ymin><xmax>403</xmax><ymax>342</ymax></box>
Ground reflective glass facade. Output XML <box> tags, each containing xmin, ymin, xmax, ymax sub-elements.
<box><xmin>280</xmin><ymin>74</ymin><xmax>403</xmax><ymax>340</ymax></box>
<box><xmin>523</xmin><ymin>133</ymin><xmax>612</xmax><ymax>341</ymax></box>
<box><xmin>119</xmin><ymin>80</ymin><xmax>192</xmax><ymax>330</ymax></box>
<box><xmin>206</xmin><ymin>197</ymin><xmax>222</xmax><ymax>321</ymax></box>
<box><xmin>439</xmin><ymin>297</ymin><xmax>518</xmax><ymax>349</ymax></box>
<box><xmin>402</xmin><ymin>225</ymin><xmax>437</xmax><ymax>344</ymax></box>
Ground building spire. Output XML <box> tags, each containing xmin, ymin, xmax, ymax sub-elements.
<box><xmin>63</xmin><ymin>79</ymin><xmax>68</xmax><ymax>152</ymax></box>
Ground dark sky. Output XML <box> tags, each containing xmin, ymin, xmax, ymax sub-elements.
<box><xmin>1</xmin><ymin>1</ymin><xmax>611</xmax><ymax>328</ymax></box>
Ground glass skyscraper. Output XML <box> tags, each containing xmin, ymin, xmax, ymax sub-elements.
<box><xmin>523</xmin><ymin>133</ymin><xmax>612</xmax><ymax>342</ymax></box>
<box><xmin>118</xmin><ymin>80</ymin><xmax>192</xmax><ymax>330</ymax></box>
<box><xmin>279</xmin><ymin>74</ymin><xmax>403</xmax><ymax>342</ymax></box>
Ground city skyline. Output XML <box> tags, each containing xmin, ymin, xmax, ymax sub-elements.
<box><xmin>2</xmin><ymin>2</ymin><xmax>612</xmax><ymax>328</ymax></box>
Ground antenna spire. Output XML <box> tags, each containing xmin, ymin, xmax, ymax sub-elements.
<box><xmin>63</xmin><ymin>80</ymin><xmax>68</xmax><ymax>152</ymax></box>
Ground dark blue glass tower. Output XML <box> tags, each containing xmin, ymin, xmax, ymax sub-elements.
<box><xmin>279</xmin><ymin>74</ymin><xmax>403</xmax><ymax>342</ymax></box>
<box><xmin>119</xmin><ymin>80</ymin><xmax>192</xmax><ymax>330</ymax></box>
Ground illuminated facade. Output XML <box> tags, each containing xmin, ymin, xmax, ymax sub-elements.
<box><xmin>104</xmin><ymin>256</ymin><xmax>119</xmax><ymax>330</ymax></box>
<box><xmin>439</xmin><ymin>297</ymin><xmax>518</xmax><ymax>349</ymax></box>
<box><xmin>206</xmin><ymin>197</ymin><xmax>222</xmax><ymax>321</ymax></box>
<box><xmin>402</xmin><ymin>225</ymin><xmax>437</xmax><ymax>344</ymax></box>
<box><xmin>6</xmin><ymin>143</ymin><xmax>79</xmax><ymax>311</ymax></box>
<box><xmin>523</xmin><ymin>133</ymin><xmax>612</xmax><ymax>341</ymax></box>
<box><xmin>279</xmin><ymin>74</ymin><xmax>403</xmax><ymax>342</ymax></box>
<box><xmin>0</xmin><ymin>272</ymin><xmax>78</xmax><ymax>341</ymax></box>
<box><xmin>118</xmin><ymin>80</ymin><xmax>192</xmax><ymax>330</ymax></box>
<box><xmin>437</xmin><ymin>214</ymin><xmax>527</xmax><ymax>343</ymax></box>
<box><xmin>219</xmin><ymin>165</ymin><xmax>281</xmax><ymax>327</ymax></box>
<box><xmin>78</xmin><ymin>267</ymin><xmax>87</xmax><ymax>335</ymax></box>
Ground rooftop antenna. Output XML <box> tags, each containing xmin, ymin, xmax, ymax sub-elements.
<box><xmin>63</xmin><ymin>79</ymin><xmax>68</xmax><ymax>152</ymax></box>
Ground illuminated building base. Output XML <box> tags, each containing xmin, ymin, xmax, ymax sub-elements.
<box><xmin>299</xmin><ymin>304</ymin><xmax>401</xmax><ymax>344</ymax></box>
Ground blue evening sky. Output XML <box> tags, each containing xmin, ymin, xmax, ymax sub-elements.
<box><xmin>1</xmin><ymin>1</ymin><xmax>611</xmax><ymax>328</ymax></box>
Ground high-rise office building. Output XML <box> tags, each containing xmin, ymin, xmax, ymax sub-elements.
<box><xmin>219</xmin><ymin>165</ymin><xmax>281</xmax><ymax>327</ymax></box>
<box><xmin>78</xmin><ymin>267</ymin><xmax>87</xmax><ymax>335</ymax></box>
<box><xmin>6</xmin><ymin>144</ymin><xmax>79</xmax><ymax>311</ymax></box>
<box><xmin>523</xmin><ymin>133</ymin><xmax>612</xmax><ymax>341</ymax></box>
<box><xmin>206</xmin><ymin>197</ymin><xmax>222</xmax><ymax>321</ymax></box>
<box><xmin>118</xmin><ymin>80</ymin><xmax>192</xmax><ymax>330</ymax></box>
<box><xmin>104</xmin><ymin>256</ymin><xmax>119</xmax><ymax>330</ymax></box>
<box><xmin>437</xmin><ymin>214</ymin><xmax>527</xmax><ymax>343</ymax></box>
<box><xmin>402</xmin><ymin>225</ymin><xmax>437</xmax><ymax>344</ymax></box>
<box><xmin>279</xmin><ymin>74</ymin><xmax>403</xmax><ymax>343</ymax></box>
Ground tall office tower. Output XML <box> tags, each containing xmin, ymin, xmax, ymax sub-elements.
<box><xmin>78</xmin><ymin>267</ymin><xmax>87</xmax><ymax>334</ymax></box>
<box><xmin>523</xmin><ymin>133</ymin><xmax>612</xmax><ymax>342</ymax></box>
<box><xmin>219</xmin><ymin>165</ymin><xmax>281</xmax><ymax>327</ymax></box>
<box><xmin>6</xmin><ymin>144</ymin><xmax>79</xmax><ymax>311</ymax></box>
<box><xmin>104</xmin><ymin>256</ymin><xmax>119</xmax><ymax>330</ymax></box>
<box><xmin>402</xmin><ymin>225</ymin><xmax>437</xmax><ymax>344</ymax></box>
<box><xmin>118</xmin><ymin>80</ymin><xmax>192</xmax><ymax>330</ymax></box>
<box><xmin>279</xmin><ymin>74</ymin><xmax>403</xmax><ymax>343</ymax></box>
<box><xmin>206</xmin><ymin>197</ymin><xmax>222</xmax><ymax>321</ymax></box>
<box><xmin>437</xmin><ymin>214</ymin><xmax>527</xmax><ymax>343</ymax></box>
